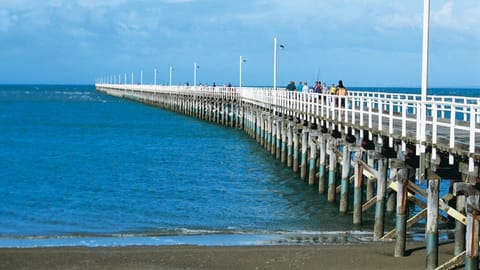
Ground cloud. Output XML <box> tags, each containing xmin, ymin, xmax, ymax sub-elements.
<box><xmin>166</xmin><ymin>0</ymin><xmax>193</xmax><ymax>3</ymax></box>
<box><xmin>432</xmin><ymin>1</ymin><xmax>480</xmax><ymax>40</ymax></box>
<box><xmin>0</xmin><ymin>9</ymin><xmax>18</xmax><ymax>32</ymax></box>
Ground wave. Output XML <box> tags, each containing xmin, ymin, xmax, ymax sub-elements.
<box><xmin>0</xmin><ymin>228</ymin><xmax>456</xmax><ymax>248</ymax></box>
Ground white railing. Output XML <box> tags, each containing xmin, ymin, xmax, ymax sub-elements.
<box><xmin>96</xmin><ymin>84</ymin><xmax>480</xmax><ymax>170</ymax></box>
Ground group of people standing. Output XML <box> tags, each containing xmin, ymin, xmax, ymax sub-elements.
<box><xmin>286</xmin><ymin>79</ymin><xmax>348</xmax><ymax>107</ymax></box>
<box><xmin>286</xmin><ymin>80</ymin><xmax>347</xmax><ymax>95</ymax></box>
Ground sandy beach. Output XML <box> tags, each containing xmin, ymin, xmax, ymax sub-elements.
<box><xmin>0</xmin><ymin>241</ymin><xmax>459</xmax><ymax>270</ymax></box>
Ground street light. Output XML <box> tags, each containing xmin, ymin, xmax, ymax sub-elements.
<box><xmin>239</xmin><ymin>56</ymin><xmax>246</xmax><ymax>87</ymax></box>
<box><xmin>169</xmin><ymin>66</ymin><xmax>174</xmax><ymax>86</ymax></box>
<box><xmin>273</xmin><ymin>37</ymin><xmax>285</xmax><ymax>115</ymax></box>
<box><xmin>273</xmin><ymin>37</ymin><xmax>285</xmax><ymax>91</ymax></box>
<box><xmin>193</xmin><ymin>62</ymin><xmax>199</xmax><ymax>86</ymax></box>
<box><xmin>140</xmin><ymin>70</ymin><xmax>143</xmax><ymax>85</ymax></box>
<box><xmin>420</xmin><ymin>0</ymin><xmax>430</xmax><ymax>154</ymax></box>
<box><xmin>154</xmin><ymin>68</ymin><xmax>157</xmax><ymax>85</ymax></box>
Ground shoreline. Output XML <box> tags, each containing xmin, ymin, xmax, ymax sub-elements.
<box><xmin>0</xmin><ymin>241</ymin><xmax>458</xmax><ymax>270</ymax></box>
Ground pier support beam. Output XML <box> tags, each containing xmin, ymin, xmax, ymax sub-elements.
<box><xmin>281</xmin><ymin>122</ymin><xmax>287</xmax><ymax>164</ymax></box>
<box><xmin>318</xmin><ymin>135</ymin><xmax>326</xmax><ymax>194</ymax></box>
<box><xmin>271</xmin><ymin>120</ymin><xmax>276</xmax><ymax>156</ymax></box>
<box><xmin>394</xmin><ymin>166</ymin><xmax>408</xmax><ymax>257</ymax></box>
<box><xmin>308</xmin><ymin>134</ymin><xmax>317</xmax><ymax>185</ymax></box>
<box><xmin>455</xmin><ymin>193</ymin><xmax>466</xmax><ymax>256</ymax></box>
<box><xmin>454</xmin><ymin>182</ymin><xmax>480</xmax><ymax>270</ymax></box>
<box><xmin>293</xmin><ymin>128</ymin><xmax>299</xmax><ymax>173</ymax></box>
<box><xmin>353</xmin><ymin>150</ymin><xmax>363</xmax><ymax>224</ymax></box>
<box><xmin>276</xmin><ymin>120</ymin><xmax>282</xmax><ymax>160</ymax></box>
<box><xmin>366</xmin><ymin>152</ymin><xmax>375</xmax><ymax>200</ymax></box>
<box><xmin>266</xmin><ymin>116</ymin><xmax>272</xmax><ymax>152</ymax></box>
<box><xmin>465</xmin><ymin>195</ymin><xmax>480</xmax><ymax>270</ymax></box>
<box><xmin>339</xmin><ymin>145</ymin><xmax>351</xmax><ymax>213</ymax></box>
<box><xmin>374</xmin><ymin>157</ymin><xmax>387</xmax><ymax>240</ymax></box>
<box><xmin>426</xmin><ymin>179</ymin><xmax>439</xmax><ymax>270</ymax></box>
<box><xmin>300</xmin><ymin>129</ymin><xmax>309</xmax><ymax>180</ymax></box>
<box><xmin>287</xmin><ymin>124</ymin><xmax>293</xmax><ymax>168</ymax></box>
<box><xmin>327</xmin><ymin>140</ymin><xmax>337</xmax><ymax>202</ymax></box>
<box><xmin>260</xmin><ymin>114</ymin><xmax>265</xmax><ymax>147</ymax></box>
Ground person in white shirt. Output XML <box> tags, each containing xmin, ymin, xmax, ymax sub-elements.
<box><xmin>302</xmin><ymin>82</ymin><xmax>309</xmax><ymax>92</ymax></box>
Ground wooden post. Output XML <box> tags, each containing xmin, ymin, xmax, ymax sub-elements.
<box><xmin>281</xmin><ymin>123</ymin><xmax>287</xmax><ymax>164</ymax></box>
<box><xmin>260</xmin><ymin>114</ymin><xmax>265</xmax><ymax>147</ymax></box>
<box><xmin>300</xmin><ymin>129</ymin><xmax>309</xmax><ymax>180</ymax></box>
<box><xmin>293</xmin><ymin>128</ymin><xmax>299</xmax><ymax>172</ymax></box>
<box><xmin>366</xmin><ymin>151</ymin><xmax>375</xmax><ymax>200</ymax></box>
<box><xmin>308</xmin><ymin>134</ymin><xmax>317</xmax><ymax>185</ymax></box>
<box><xmin>426</xmin><ymin>179</ymin><xmax>439</xmax><ymax>270</ymax></box>
<box><xmin>394</xmin><ymin>168</ymin><xmax>408</xmax><ymax>257</ymax></box>
<box><xmin>271</xmin><ymin>120</ymin><xmax>276</xmax><ymax>156</ymax></box>
<box><xmin>266</xmin><ymin>116</ymin><xmax>272</xmax><ymax>152</ymax></box>
<box><xmin>374</xmin><ymin>157</ymin><xmax>387</xmax><ymax>240</ymax></box>
<box><xmin>318</xmin><ymin>135</ymin><xmax>326</xmax><ymax>194</ymax></box>
<box><xmin>339</xmin><ymin>145</ymin><xmax>351</xmax><ymax>213</ymax></box>
<box><xmin>455</xmin><ymin>193</ymin><xmax>466</xmax><ymax>255</ymax></box>
<box><xmin>276</xmin><ymin>120</ymin><xmax>282</xmax><ymax>160</ymax></box>
<box><xmin>465</xmin><ymin>195</ymin><xmax>480</xmax><ymax>270</ymax></box>
<box><xmin>223</xmin><ymin>102</ymin><xmax>227</xmax><ymax>126</ymax></box>
<box><xmin>387</xmin><ymin>164</ymin><xmax>397</xmax><ymax>213</ymax></box>
<box><xmin>327</xmin><ymin>140</ymin><xmax>337</xmax><ymax>202</ymax></box>
<box><xmin>230</xmin><ymin>101</ymin><xmax>235</xmax><ymax>127</ymax></box>
<box><xmin>287</xmin><ymin>124</ymin><xmax>293</xmax><ymax>168</ymax></box>
<box><xmin>216</xmin><ymin>101</ymin><xmax>221</xmax><ymax>124</ymax></box>
<box><xmin>353</xmin><ymin>150</ymin><xmax>363</xmax><ymax>224</ymax></box>
<box><xmin>256</xmin><ymin>113</ymin><xmax>261</xmax><ymax>143</ymax></box>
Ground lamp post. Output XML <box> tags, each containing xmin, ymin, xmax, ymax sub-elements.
<box><xmin>154</xmin><ymin>68</ymin><xmax>157</xmax><ymax>85</ymax></box>
<box><xmin>193</xmin><ymin>62</ymin><xmax>199</xmax><ymax>86</ymax></box>
<box><xmin>140</xmin><ymin>70</ymin><xmax>143</xmax><ymax>85</ymax></box>
<box><xmin>239</xmin><ymin>56</ymin><xmax>246</xmax><ymax>87</ymax></box>
<box><xmin>131</xmin><ymin>72</ymin><xmax>134</xmax><ymax>85</ymax></box>
<box><xmin>420</xmin><ymin>0</ymin><xmax>430</xmax><ymax>152</ymax></box>
<box><xmin>273</xmin><ymin>37</ymin><xmax>285</xmax><ymax>114</ymax></box>
<box><xmin>273</xmin><ymin>37</ymin><xmax>278</xmax><ymax>91</ymax></box>
<box><xmin>124</xmin><ymin>73</ymin><xmax>127</xmax><ymax>85</ymax></box>
<box><xmin>169</xmin><ymin>66</ymin><xmax>173</xmax><ymax>86</ymax></box>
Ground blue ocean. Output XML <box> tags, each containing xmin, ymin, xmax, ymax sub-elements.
<box><xmin>0</xmin><ymin>85</ymin><xmax>477</xmax><ymax>247</ymax></box>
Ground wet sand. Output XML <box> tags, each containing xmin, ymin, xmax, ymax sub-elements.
<box><xmin>0</xmin><ymin>241</ymin><xmax>459</xmax><ymax>270</ymax></box>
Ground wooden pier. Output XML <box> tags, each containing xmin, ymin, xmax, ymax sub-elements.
<box><xmin>96</xmin><ymin>83</ymin><xmax>480</xmax><ymax>270</ymax></box>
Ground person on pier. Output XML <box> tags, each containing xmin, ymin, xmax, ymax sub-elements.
<box><xmin>302</xmin><ymin>82</ymin><xmax>309</xmax><ymax>93</ymax></box>
<box><xmin>337</xmin><ymin>80</ymin><xmax>348</xmax><ymax>108</ymax></box>
<box><xmin>297</xmin><ymin>81</ymin><xmax>303</xmax><ymax>93</ymax></box>
<box><xmin>329</xmin><ymin>83</ymin><xmax>336</xmax><ymax>95</ymax></box>
<box><xmin>314</xmin><ymin>81</ymin><xmax>322</xmax><ymax>93</ymax></box>
<box><xmin>286</xmin><ymin>81</ymin><xmax>296</xmax><ymax>91</ymax></box>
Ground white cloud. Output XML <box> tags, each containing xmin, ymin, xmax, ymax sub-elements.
<box><xmin>432</xmin><ymin>1</ymin><xmax>480</xmax><ymax>39</ymax></box>
<box><xmin>165</xmin><ymin>0</ymin><xmax>193</xmax><ymax>3</ymax></box>
<box><xmin>0</xmin><ymin>10</ymin><xmax>18</xmax><ymax>32</ymax></box>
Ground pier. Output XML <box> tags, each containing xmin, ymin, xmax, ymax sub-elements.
<box><xmin>96</xmin><ymin>83</ymin><xmax>480</xmax><ymax>270</ymax></box>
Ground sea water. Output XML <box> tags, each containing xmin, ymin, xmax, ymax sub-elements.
<box><xmin>0</xmin><ymin>85</ymin><xmax>477</xmax><ymax>247</ymax></box>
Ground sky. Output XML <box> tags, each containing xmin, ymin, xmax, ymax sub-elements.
<box><xmin>0</xmin><ymin>0</ymin><xmax>479</xmax><ymax>87</ymax></box>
